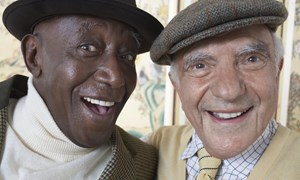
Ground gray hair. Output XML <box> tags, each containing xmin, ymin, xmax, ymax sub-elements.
<box><xmin>272</xmin><ymin>32</ymin><xmax>284</xmax><ymax>68</ymax></box>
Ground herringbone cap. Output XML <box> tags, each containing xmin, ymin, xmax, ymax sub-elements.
<box><xmin>150</xmin><ymin>0</ymin><xmax>288</xmax><ymax>65</ymax></box>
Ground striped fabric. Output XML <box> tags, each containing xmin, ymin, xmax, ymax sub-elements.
<box><xmin>197</xmin><ymin>148</ymin><xmax>221</xmax><ymax>180</ymax></box>
<box><xmin>0</xmin><ymin>107</ymin><xmax>8</xmax><ymax>154</ymax></box>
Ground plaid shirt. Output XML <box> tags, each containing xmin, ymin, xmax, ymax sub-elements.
<box><xmin>181</xmin><ymin>120</ymin><xmax>277</xmax><ymax>180</ymax></box>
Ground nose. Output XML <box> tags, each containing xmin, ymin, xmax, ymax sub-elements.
<box><xmin>93</xmin><ymin>55</ymin><xmax>125</xmax><ymax>88</ymax></box>
<box><xmin>210</xmin><ymin>65</ymin><xmax>245</xmax><ymax>101</ymax></box>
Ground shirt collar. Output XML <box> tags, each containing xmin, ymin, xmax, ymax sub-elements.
<box><xmin>181</xmin><ymin>130</ymin><xmax>203</xmax><ymax>160</ymax></box>
<box><xmin>181</xmin><ymin>120</ymin><xmax>277</xmax><ymax>161</ymax></box>
<box><xmin>221</xmin><ymin>120</ymin><xmax>277</xmax><ymax>178</ymax></box>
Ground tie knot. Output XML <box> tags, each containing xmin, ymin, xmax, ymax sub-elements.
<box><xmin>197</xmin><ymin>148</ymin><xmax>221</xmax><ymax>180</ymax></box>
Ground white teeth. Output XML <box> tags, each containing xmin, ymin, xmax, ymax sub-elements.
<box><xmin>213</xmin><ymin>112</ymin><xmax>243</xmax><ymax>119</ymax></box>
<box><xmin>83</xmin><ymin>97</ymin><xmax>115</xmax><ymax>107</ymax></box>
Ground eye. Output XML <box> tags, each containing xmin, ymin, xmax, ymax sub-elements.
<box><xmin>120</xmin><ymin>53</ymin><xmax>136</xmax><ymax>67</ymax></box>
<box><xmin>185</xmin><ymin>61</ymin><xmax>211</xmax><ymax>77</ymax></box>
<box><xmin>248</xmin><ymin>56</ymin><xmax>259</xmax><ymax>63</ymax></box>
<box><xmin>121</xmin><ymin>54</ymin><xmax>135</xmax><ymax>61</ymax></box>
<box><xmin>187</xmin><ymin>62</ymin><xmax>206</xmax><ymax>72</ymax></box>
<box><xmin>239</xmin><ymin>54</ymin><xmax>268</xmax><ymax>70</ymax></box>
<box><xmin>79</xmin><ymin>44</ymin><xmax>97</xmax><ymax>52</ymax></box>
<box><xmin>194</xmin><ymin>63</ymin><xmax>206</xmax><ymax>69</ymax></box>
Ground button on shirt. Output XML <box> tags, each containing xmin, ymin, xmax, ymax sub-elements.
<box><xmin>181</xmin><ymin>120</ymin><xmax>277</xmax><ymax>180</ymax></box>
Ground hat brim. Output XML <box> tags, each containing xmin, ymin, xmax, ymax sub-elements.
<box><xmin>3</xmin><ymin>0</ymin><xmax>163</xmax><ymax>54</ymax></box>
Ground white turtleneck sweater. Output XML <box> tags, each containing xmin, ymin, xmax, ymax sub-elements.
<box><xmin>0</xmin><ymin>77</ymin><xmax>112</xmax><ymax>180</ymax></box>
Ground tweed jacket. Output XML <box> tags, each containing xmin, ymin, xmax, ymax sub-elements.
<box><xmin>149</xmin><ymin>123</ymin><xmax>300</xmax><ymax>180</ymax></box>
<box><xmin>0</xmin><ymin>75</ymin><xmax>157</xmax><ymax>180</ymax></box>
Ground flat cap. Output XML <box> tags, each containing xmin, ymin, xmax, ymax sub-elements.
<box><xmin>150</xmin><ymin>0</ymin><xmax>288</xmax><ymax>65</ymax></box>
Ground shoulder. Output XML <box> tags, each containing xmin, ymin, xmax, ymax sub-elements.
<box><xmin>148</xmin><ymin>124</ymin><xmax>193</xmax><ymax>148</ymax></box>
<box><xmin>0</xmin><ymin>75</ymin><xmax>28</xmax><ymax>91</ymax></box>
<box><xmin>114</xmin><ymin>126</ymin><xmax>158</xmax><ymax>179</ymax></box>
<box><xmin>115</xmin><ymin>126</ymin><xmax>157</xmax><ymax>153</ymax></box>
<box><xmin>0</xmin><ymin>75</ymin><xmax>28</xmax><ymax>123</ymax></box>
<box><xmin>266</xmin><ymin>124</ymin><xmax>300</xmax><ymax>160</ymax></box>
<box><xmin>154</xmin><ymin>124</ymin><xmax>193</xmax><ymax>135</ymax></box>
<box><xmin>249</xmin><ymin>124</ymin><xmax>300</xmax><ymax>179</ymax></box>
<box><xmin>0</xmin><ymin>75</ymin><xmax>28</xmax><ymax>109</ymax></box>
<box><xmin>146</xmin><ymin>125</ymin><xmax>193</xmax><ymax>179</ymax></box>
<box><xmin>276</xmin><ymin>123</ymin><xmax>300</xmax><ymax>144</ymax></box>
<box><xmin>115</xmin><ymin>126</ymin><xmax>158</xmax><ymax>164</ymax></box>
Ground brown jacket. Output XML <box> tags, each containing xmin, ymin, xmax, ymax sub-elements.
<box><xmin>0</xmin><ymin>75</ymin><xmax>157</xmax><ymax>180</ymax></box>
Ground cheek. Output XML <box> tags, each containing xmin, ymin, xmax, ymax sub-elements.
<box><xmin>253</xmin><ymin>70</ymin><xmax>279</xmax><ymax>104</ymax></box>
<box><xmin>50</xmin><ymin>63</ymin><xmax>87</xmax><ymax>111</ymax></box>
<box><xmin>246</xmin><ymin>69</ymin><xmax>279</xmax><ymax>127</ymax></box>
<box><xmin>177</xmin><ymin>77</ymin><xmax>205</xmax><ymax>112</ymax></box>
<box><xmin>258</xmin><ymin>77</ymin><xmax>279</xmax><ymax>117</ymax></box>
<box><xmin>125</xmin><ymin>69</ymin><xmax>137</xmax><ymax>95</ymax></box>
<box><xmin>62</xmin><ymin>61</ymin><xmax>90</xmax><ymax>82</ymax></box>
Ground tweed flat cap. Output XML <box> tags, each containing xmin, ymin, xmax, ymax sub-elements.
<box><xmin>150</xmin><ymin>0</ymin><xmax>288</xmax><ymax>65</ymax></box>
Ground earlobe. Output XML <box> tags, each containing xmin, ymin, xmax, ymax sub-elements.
<box><xmin>21</xmin><ymin>34</ymin><xmax>41</xmax><ymax>77</ymax></box>
<box><xmin>279</xmin><ymin>58</ymin><xmax>284</xmax><ymax>71</ymax></box>
<box><xmin>168</xmin><ymin>72</ymin><xmax>179</xmax><ymax>91</ymax></box>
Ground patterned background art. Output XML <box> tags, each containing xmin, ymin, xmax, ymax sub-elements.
<box><xmin>287</xmin><ymin>0</ymin><xmax>300</xmax><ymax>133</ymax></box>
<box><xmin>117</xmin><ymin>0</ymin><xmax>169</xmax><ymax>137</ymax></box>
<box><xmin>0</xmin><ymin>0</ymin><xmax>28</xmax><ymax>80</ymax></box>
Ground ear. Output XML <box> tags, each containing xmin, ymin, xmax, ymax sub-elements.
<box><xmin>276</xmin><ymin>58</ymin><xmax>284</xmax><ymax>78</ymax></box>
<box><xmin>279</xmin><ymin>58</ymin><xmax>284</xmax><ymax>72</ymax></box>
<box><xmin>168</xmin><ymin>71</ymin><xmax>179</xmax><ymax>91</ymax></box>
<box><xmin>21</xmin><ymin>34</ymin><xmax>42</xmax><ymax>77</ymax></box>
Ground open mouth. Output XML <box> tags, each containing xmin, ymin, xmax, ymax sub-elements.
<box><xmin>83</xmin><ymin>97</ymin><xmax>115</xmax><ymax>115</ymax></box>
<box><xmin>209</xmin><ymin>107</ymin><xmax>252</xmax><ymax>120</ymax></box>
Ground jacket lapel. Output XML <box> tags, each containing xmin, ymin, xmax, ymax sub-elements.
<box><xmin>0</xmin><ymin>75</ymin><xmax>28</xmax><ymax>162</ymax></box>
<box><xmin>99</xmin><ymin>126</ymin><xmax>135</xmax><ymax>180</ymax></box>
<box><xmin>0</xmin><ymin>107</ymin><xmax>8</xmax><ymax>159</ymax></box>
<box><xmin>0</xmin><ymin>75</ymin><xmax>28</xmax><ymax>109</ymax></box>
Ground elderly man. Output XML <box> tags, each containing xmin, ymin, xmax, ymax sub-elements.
<box><xmin>148</xmin><ymin>0</ymin><xmax>300</xmax><ymax>179</ymax></box>
<box><xmin>0</xmin><ymin>0</ymin><xmax>163</xmax><ymax>179</ymax></box>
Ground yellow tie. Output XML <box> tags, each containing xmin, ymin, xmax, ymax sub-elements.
<box><xmin>197</xmin><ymin>148</ymin><xmax>221</xmax><ymax>180</ymax></box>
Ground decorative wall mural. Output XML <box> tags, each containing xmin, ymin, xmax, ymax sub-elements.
<box><xmin>288</xmin><ymin>73</ymin><xmax>300</xmax><ymax>132</ymax></box>
<box><xmin>287</xmin><ymin>0</ymin><xmax>300</xmax><ymax>132</ymax></box>
<box><xmin>0</xmin><ymin>1</ymin><xmax>28</xmax><ymax>80</ymax></box>
<box><xmin>117</xmin><ymin>0</ymin><xmax>169</xmax><ymax>137</ymax></box>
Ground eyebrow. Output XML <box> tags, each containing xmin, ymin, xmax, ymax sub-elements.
<box><xmin>236</xmin><ymin>41</ymin><xmax>271</xmax><ymax>58</ymax></box>
<box><xmin>183</xmin><ymin>53</ymin><xmax>212</xmax><ymax>70</ymax></box>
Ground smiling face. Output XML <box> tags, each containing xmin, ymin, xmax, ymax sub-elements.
<box><xmin>22</xmin><ymin>16</ymin><xmax>139</xmax><ymax>147</ymax></box>
<box><xmin>170</xmin><ymin>25</ymin><xmax>281</xmax><ymax>159</ymax></box>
